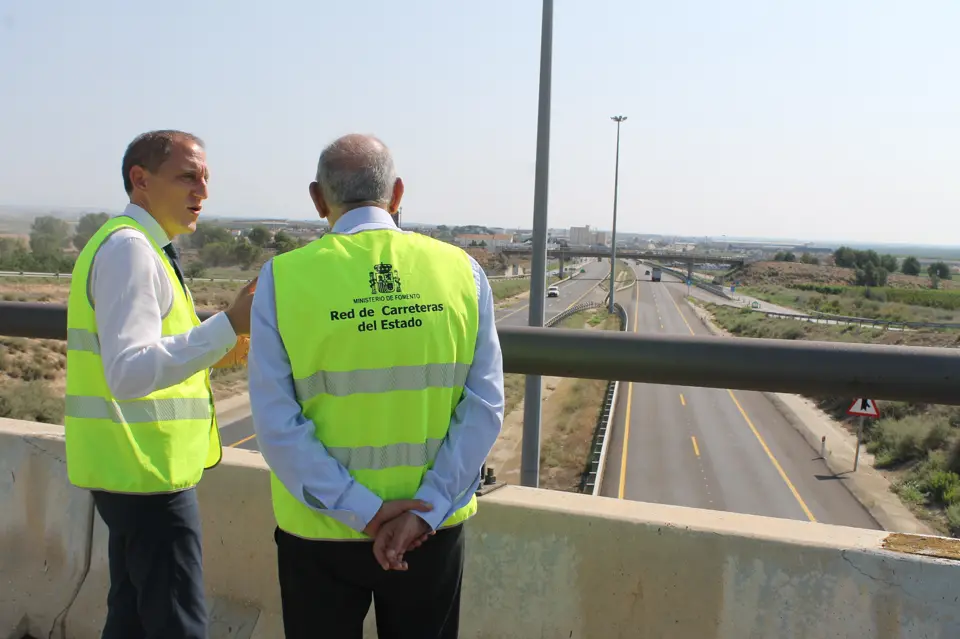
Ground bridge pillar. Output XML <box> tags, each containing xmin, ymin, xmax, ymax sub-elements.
<box><xmin>558</xmin><ymin>254</ymin><xmax>564</xmax><ymax>278</ymax></box>
<box><xmin>687</xmin><ymin>261</ymin><xmax>694</xmax><ymax>281</ymax></box>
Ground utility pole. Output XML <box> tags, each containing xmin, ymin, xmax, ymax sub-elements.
<box><xmin>607</xmin><ymin>115</ymin><xmax>627</xmax><ymax>313</ymax></box>
<box><xmin>520</xmin><ymin>0</ymin><xmax>554</xmax><ymax>488</ymax></box>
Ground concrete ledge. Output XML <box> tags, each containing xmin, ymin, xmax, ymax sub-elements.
<box><xmin>65</xmin><ymin>445</ymin><xmax>278</xmax><ymax>639</ymax></box>
<box><xmin>3</xmin><ymin>419</ymin><xmax>960</xmax><ymax>638</ymax></box>
<box><xmin>0</xmin><ymin>418</ymin><xmax>93</xmax><ymax>639</ymax></box>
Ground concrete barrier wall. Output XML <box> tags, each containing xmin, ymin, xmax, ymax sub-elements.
<box><xmin>0</xmin><ymin>420</ymin><xmax>93</xmax><ymax>639</ymax></box>
<box><xmin>3</xmin><ymin>419</ymin><xmax>960</xmax><ymax>639</ymax></box>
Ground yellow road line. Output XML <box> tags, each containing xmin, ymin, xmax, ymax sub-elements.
<box><xmin>727</xmin><ymin>389</ymin><xmax>817</xmax><ymax>523</ymax></box>
<box><xmin>563</xmin><ymin>276</ymin><xmax>606</xmax><ymax>312</ymax></box>
<box><xmin>497</xmin><ymin>303</ymin><xmax>529</xmax><ymax>322</ymax></box>
<box><xmin>666</xmin><ymin>278</ymin><xmax>816</xmax><ymax>522</ymax></box>
<box><xmin>680</xmin><ymin>393</ymin><xmax>686</xmax><ymax>407</ymax></box>
<box><xmin>228</xmin><ymin>433</ymin><xmax>256</xmax><ymax>448</ymax></box>
<box><xmin>618</xmin><ymin>282</ymin><xmax>641</xmax><ymax>499</ymax></box>
<box><xmin>667</xmin><ymin>289</ymin><xmax>695</xmax><ymax>335</ymax></box>
<box><xmin>497</xmin><ymin>271</ymin><xmax>603</xmax><ymax>323</ymax></box>
<box><xmin>691</xmin><ymin>436</ymin><xmax>700</xmax><ymax>457</ymax></box>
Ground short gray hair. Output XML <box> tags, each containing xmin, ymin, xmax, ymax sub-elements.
<box><xmin>315</xmin><ymin>134</ymin><xmax>396</xmax><ymax>207</ymax></box>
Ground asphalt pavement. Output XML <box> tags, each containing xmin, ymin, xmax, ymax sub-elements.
<box><xmin>599</xmin><ymin>266</ymin><xmax>879</xmax><ymax>529</ymax></box>
<box><xmin>218</xmin><ymin>258</ymin><xmax>613</xmax><ymax>451</ymax></box>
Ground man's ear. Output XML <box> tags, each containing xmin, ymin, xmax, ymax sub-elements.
<box><xmin>309</xmin><ymin>182</ymin><xmax>329</xmax><ymax>219</ymax></box>
<box><xmin>388</xmin><ymin>178</ymin><xmax>405</xmax><ymax>214</ymax></box>
<box><xmin>129</xmin><ymin>165</ymin><xmax>148</xmax><ymax>193</ymax></box>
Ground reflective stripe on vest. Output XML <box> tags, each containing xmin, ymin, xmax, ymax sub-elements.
<box><xmin>65</xmin><ymin>394</ymin><xmax>212</xmax><ymax>423</ymax></box>
<box><xmin>325</xmin><ymin>438</ymin><xmax>445</xmax><ymax>473</ymax></box>
<box><xmin>293</xmin><ymin>362</ymin><xmax>470</xmax><ymax>401</ymax></box>
<box><xmin>67</xmin><ymin>327</ymin><xmax>101</xmax><ymax>354</ymax></box>
<box><xmin>64</xmin><ymin>215</ymin><xmax>222</xmax><ymax>495</ymax></box>
<box><xmin>270</xmin><ymin>228</ymin><xmax>480</xmax><ymax>540</ymax></box>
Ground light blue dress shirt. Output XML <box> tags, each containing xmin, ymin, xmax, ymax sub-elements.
<box><xmin>249</xmin><ymin>206</ymin><xmax>505</xmax><ymax>534</ymax></box>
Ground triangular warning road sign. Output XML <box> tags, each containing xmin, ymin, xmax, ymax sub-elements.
<box><xmin>848</xmin><ymin>398</ymin><xmax>880</xmax><ymax>418</ymax></box>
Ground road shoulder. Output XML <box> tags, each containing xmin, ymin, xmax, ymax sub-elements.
<box><xmin>685</xmin><ymin>297</ymin><xmax>935</xmax><ymax>535</ymax></box>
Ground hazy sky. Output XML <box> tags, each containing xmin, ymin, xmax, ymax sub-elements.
<box><xmin>1</xmin><ymin>1</ymin><xmax>958</xmax><ymax>244</ymax></box>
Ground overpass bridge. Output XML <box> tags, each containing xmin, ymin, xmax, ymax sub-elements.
<box><xmin>3</xmin><ymin>301</ymin><xmax>960</xmax><ymax>638</ymax></box>
<box><xmin>499</xmin><ymin>246</ymin><xmax>746</xmax><ymax>278</ymax></box>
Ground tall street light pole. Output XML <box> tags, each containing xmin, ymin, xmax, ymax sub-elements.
<box><xmin>520</xmin><ymin>0</ymin><xmax>554</xmax><ymax>488</ymax></box>
<box><xmin>607</xmin><ymin>115</ymin><xmax>627</xmax><ymax>313</ymax></box>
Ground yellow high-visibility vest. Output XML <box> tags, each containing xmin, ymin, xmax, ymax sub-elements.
<box><xmin>64</xmin><ymin>216</ymin><xmax>221</xmax><ymax>494</ymax></box>
<box><xmin>271</xmin><ymin>228</ymin><xmax>479</xmax><ymax>539</ymax></box>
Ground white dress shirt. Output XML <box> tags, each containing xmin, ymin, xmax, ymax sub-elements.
<box><xmin>90</xmin><ymin>203</ymin><xmax>238</xmax><ymax>401</ymax></box>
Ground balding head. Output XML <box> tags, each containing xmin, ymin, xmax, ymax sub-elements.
<box><xmin>315</xmin><ymin>134</ymin><xmax>397</xmax><ymax>208</ymax></box>
<box><xmin>309</xmin><ymin>133</ymin><xmax>404</xmax><ymax>226</ymax></box>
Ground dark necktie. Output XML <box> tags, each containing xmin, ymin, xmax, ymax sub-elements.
<box><xmin>163</xmin><ymin>243</ymin><xmax>186</xmax><ymax>292</ymax></box>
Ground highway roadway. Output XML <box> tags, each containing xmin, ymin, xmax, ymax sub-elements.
<box><xmin>218</xmin><ymin>258</ymin><xmax>613</xmax><ymax>450</ymax></box>
<box><xmin>600</xmin><ymin>266</ymin><xmax>878</xmax><ymax>529</ymax></box>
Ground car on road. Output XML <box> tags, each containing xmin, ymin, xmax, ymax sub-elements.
<box><xmin>547</xmin><ymin>285</ymin><xmax>560</xmax><ymax>298</ymax></box>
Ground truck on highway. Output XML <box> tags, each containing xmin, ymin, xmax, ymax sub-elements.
<box><xmin>651</xmin><ymin>267</ymin><xmax>662</xmax><ymax>282</ymax></box>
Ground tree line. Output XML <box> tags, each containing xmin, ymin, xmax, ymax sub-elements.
<box><xmin>0</xmin><ymin>214</ymin><xmax>97</xmax><ymax>273</ymax></box>
<box><xmin>832</xmin><ymin>246</ymin><xmax>952</xmax><ymax>288</ymax></box>
<box><xmin>180</xmin><ymin>223</ymin><xmax>308</xmax><ymax>277</ymax></box>
<box><xmin>0</xmin><ymin>213</ymin><xmax>310</xmax><ymax>276</ymax></box>
<box><xmin>773</xmin><ymin>251</ymin><xmax>820</xmax><ymax>265</ymax></box>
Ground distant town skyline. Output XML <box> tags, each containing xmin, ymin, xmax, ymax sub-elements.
<box><xmin>2</xmin><ymin>205</ymin><xmax>958</xmax><ymax>256</ymax></box>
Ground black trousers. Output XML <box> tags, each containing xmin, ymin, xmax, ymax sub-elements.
<box><xmin>91</xmin><ymin>488</ymin><xmax>207</xmax><ymax>639</ymax></box>
<box><xmin>275</xmin><ymin>524</ymin><xmax>465</xmax><ymax>639</ymax></box>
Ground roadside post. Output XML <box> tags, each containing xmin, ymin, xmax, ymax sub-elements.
<box><xmin>848</xmin><ymin>398</ymin><xmax>880</xmax><ymax>471</ymax></box>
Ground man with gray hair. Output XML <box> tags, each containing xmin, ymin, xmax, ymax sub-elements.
<box><xmin>249</xmin><ymin>133</ymin><xmax>504</xmax><ymax>638</ymax></box>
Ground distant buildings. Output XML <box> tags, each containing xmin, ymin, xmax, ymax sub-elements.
<box><xmin>453</xmin><ymin>233</ymin><xmax>517</xmax><ymax>253</ymax></box>
<box><xmin>569</xmin><ymin>225</ymin><xmax>608</xmax><ymax>246</ymax></box>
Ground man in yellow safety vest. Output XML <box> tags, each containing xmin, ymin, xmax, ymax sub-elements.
<box><xmin>64</xmin><ymin>130</ymin><xmax>255</xmax><ymax>639</ymax></box>
<box><xmin>249</xmin><ymin>133</ymin><xmax>505</xmax><ymax>638</ymax></box>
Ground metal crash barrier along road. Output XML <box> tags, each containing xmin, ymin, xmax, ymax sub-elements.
<box><xmin>579</xmin><ymin>301</ymin><xmax>627</xmax><ymax>495</ymax></box>
<box><xmin>2</xmin><ymin>301</ymin><xmax>960</xmax><ymax>405</ymax></box>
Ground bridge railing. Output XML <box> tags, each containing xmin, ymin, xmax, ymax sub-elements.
<box><xmin>499</xmin><ymin>246</ymin><xmax>746</xmax><ymax>265</ymax></box>
<box><xmin>2</xmin><ymin>301</ymin><xmax>958</xmax><ymax>405</ymax></box>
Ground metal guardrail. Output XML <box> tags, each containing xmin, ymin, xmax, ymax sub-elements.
<box><xmin>727</xmin><ymin>306</ymin><xmax>960</xmax><ymax>332</ymax></box>
<box><xmin>761</xmin><ymin>309</ymin><xmax>911</xmax><ymax>332</ymax></box>
<box><xmin>478</xmin><ymin>299</ymin><xmax>611</xmax><ymax>495</ymax></box>
<box><xmin>579</xmin><ymin>302</ymin><xmax>627</xmax><ymax>495</ymax></box>
<box><xmin>543</xmin><ymin>300</ymin><xmax>600</xmax><ymax>328</ymax></box>
<box><xmin>650</xmin><ymin>262</ymin><xmax>734</xmax><ymax>300</ymax></box>
<box><xmin>500</xmin><ymin>246</ymin><xmax>746</xmax><ymax>266</ymax></box>
<box><xmin>808</xmin><ymin>309</ymin><xmax>960</xmax><ymax>331</ymax></box>
<box><xmin>2</xmin><ymin>301</ymin><xmax>960</xmax><ymax>404</ymax></box>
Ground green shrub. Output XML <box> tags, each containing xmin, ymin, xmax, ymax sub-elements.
<box><xmin>947</xmin><ymin>504</ymin><xmax>960</xmax><ymax>536</ymax></box>
<box><xmin>893</xmin><ymin>480</ymin><xmax>925</xmax><ymax>505</ymax></box>
<box><xmin>869</xmin><ymin>416</ymin><xmax>951</xmax><ymax>467</ymax></box>
<box><xmin>920</xmin><ymin>470</ymin><xmax>960</xmax><ymax>506</ymax></box>
<box><xmin>778</xmin><ymin>325</ymin><xmax>806</xmax><ymax>340</ymax></box>
<box><xmin>923</xmin><ymin>421</ymin><xmax>953</xmax><ymax>452</ymax></box>
<box><xmin>0</xmin><ymin>380</ymin><xmax>64</xmax><ymax>424</ymax></box>
<box><xmin>865</xmin><ymin>288</ymin><xmax>887</xmax><ymax>303</ymax></box>
<box><xmin>948</xmin><ymin>438</ymin><xmax>960</xmax><ymax>475</ymax></box>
